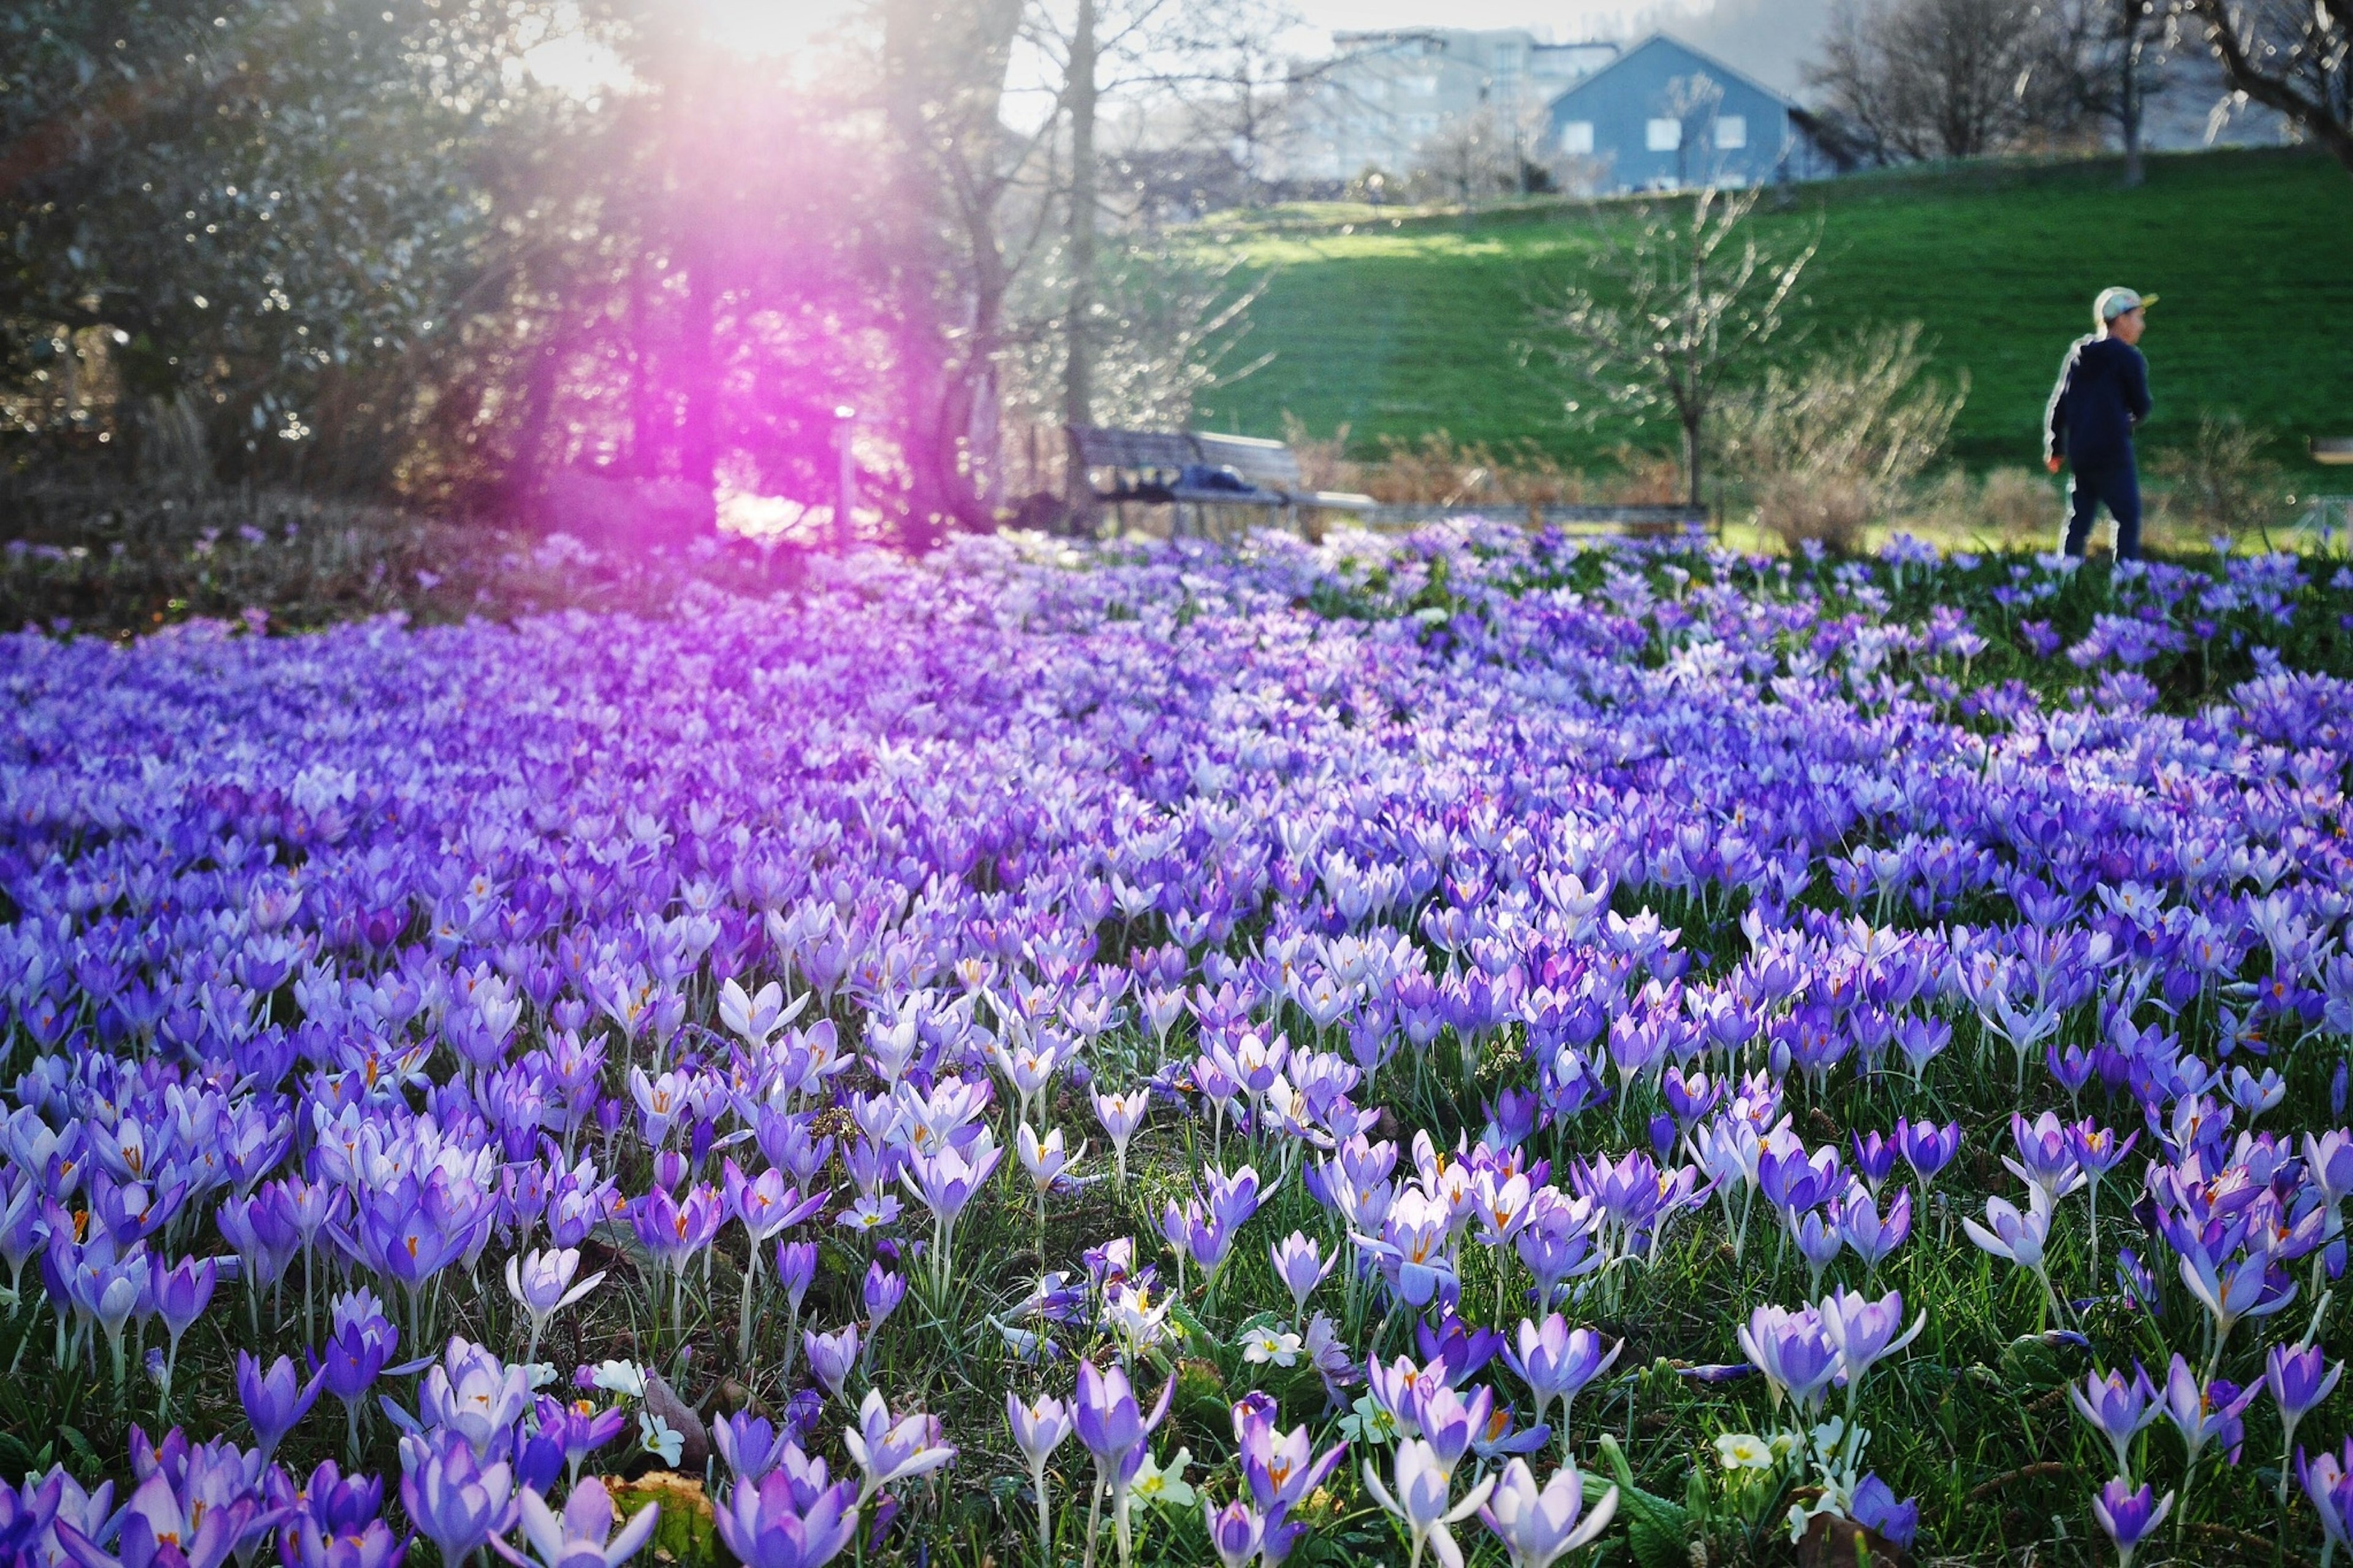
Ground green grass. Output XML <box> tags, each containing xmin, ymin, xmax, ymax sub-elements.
<box><xmin>1194</xmin><ymin>147</ymin><xmax>2353</xmax><ymax>479</ymax></box>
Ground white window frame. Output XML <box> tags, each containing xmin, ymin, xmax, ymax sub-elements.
<box><xmin>1714</xmin><ymin>115</ymin><xmax>1748</xmax><ymax>150</ymax></box>
<box><xmin>1646</xmin><ymin>118</ymin><xmax>1681</xmax><ymax>151</ymax></box>
<box><xmin>1560</xmin><ymin>120</ymin><xmax>1595</xmax><ymax>155</ymax></box>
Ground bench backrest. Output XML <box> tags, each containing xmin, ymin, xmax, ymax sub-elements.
<box><xmin>1067</xmin><ymin>425</ymin><xmax>1305</xmax><ymax>496</ymax></box>
<box><xmin>1067</xmin><ymin>426</ymin><xmax>1195</xmax><ymax>476</ymax></box>
<box><xmin>1194</xmin><ymin>433</ymin><xmax>1302</xmax><ymax>490</ymax></box>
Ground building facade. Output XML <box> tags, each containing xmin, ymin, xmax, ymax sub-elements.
<box><xmin>1281</xmin><ymin>28</ymin><xmax>1618</xmax><ymax>185</ymax></box>
<box><xmin>1541</xmin><ymin>34</ymin><xmax>1847</xmax><ymax>194</ymax></box>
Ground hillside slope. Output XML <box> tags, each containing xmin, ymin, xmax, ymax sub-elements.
<box><xmin>1193</xmin><ymin>149</ymin><xmax>2353</xmax><ymax>478</ymax></box>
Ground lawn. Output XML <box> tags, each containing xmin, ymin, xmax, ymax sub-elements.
<box><xmin>6</xmin><ymin>524</ymin><xmax>2353</xmax><ymax>1568</ymax></box>
<box><xmin>1194</xmin><ymin>148</ymin><xmax>2353</xmax><ymax>479</ymax></box>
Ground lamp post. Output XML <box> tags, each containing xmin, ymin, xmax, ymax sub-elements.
<box><xmin>833</xmin><ymin>404</ymin><xmax>857</xmax><ymax>551</ymax></box>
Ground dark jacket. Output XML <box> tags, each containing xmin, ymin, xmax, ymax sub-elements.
<box><xmin>2044</xmin><ymin>334</ymin><xmax>2151</xmax><ymax>472</ymax></box>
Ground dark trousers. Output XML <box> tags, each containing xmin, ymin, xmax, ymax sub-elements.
<box><xmin>2063</xmin><ymin>463</ymin><xmax>2141</xmax><ymax>561</ymax></box>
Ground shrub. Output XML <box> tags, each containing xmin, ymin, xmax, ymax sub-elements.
<box><xmin>1977</xmin><ymin>467</ymin><xmax>2058</xmax><ymax>546</ymax></box>
<box><xmin>1716</xmin><ymin>323</ymin><xmax>1966</xmax><ymax>553</ymax></box>
<box><xmin>2154</xmin><ymin>411</ymin><xmax>2292</xmax><ymax>542</ymax></box>
<box><xmin>1753</xmin><ymin>471</ymin><xmax>1876</xmax><ymax>553</ymax></box>
<box><xmin>0</xmin><ymin>478</ymin><xmax>790</xmax><ymax>636</ymax></box>
<box><xmin>1278</xmin><ymin>417</ymin><xmax>1683</xmax><ymax>517</ymax></box>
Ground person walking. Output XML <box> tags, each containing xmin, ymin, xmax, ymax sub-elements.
<box><xmin>2044</xmin><ymin>287</ymin><xmax>2155</xmax><ymax>561</ymax></box>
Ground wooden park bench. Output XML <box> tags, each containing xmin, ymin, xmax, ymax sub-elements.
<box><xmin>1065</xmin><ymin>425</ymin><xmax>1376</xmax><ymax>537</ymax></box>
<box><xmin>1062</xmin><ymin>424</ymin><xmax>1713</xmax><ymax>540</ymax></box>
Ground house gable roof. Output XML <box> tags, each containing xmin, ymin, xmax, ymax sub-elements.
<box><xmin>1544</xmin><ymin>32</ymin><xmax>1800</xmax><ymax>115</ymax></box>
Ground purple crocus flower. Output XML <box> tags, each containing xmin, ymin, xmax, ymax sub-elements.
<box><xmin>711</xmin><ymin>1469</ymin><xmax>860</xmax><ymax>1568</ymax></box>
<box><xmin>149</xmin><ymin>1255</ymin><xmax>218</xmax><ymax>1405</ymax></box>
<box><xmin>504</xmin><ymin>1248</ymin><xmax>604</xmax><ymax>1369</ymax></box>
<box><xmin>279</xmin><ymin>1458</ymin><xmax>385</xmax><ymax>1540</ymax></box>
<box><xmin>2005</xmin><ymin>1112</ymin><xmax>2085</xmax><ymax>1202</ymax></box>
<box><xmin>235</xmin><ymin>1351</ymin><xmax>324</xmax><ymax>1464</ymax></box>
<box><xmin>775</xmin><ymin>1243</ymin><xmax>819</xmax><ymax>1315</ymax></box>
<box><xmin>1849</xmin><ymin>1474</ymin><xmax>1917</xmax><ymax>1552</ymax></box>
<box><xmin>2268</xmin><ymin>1340</ymin><xmax>2344</xmax><ymax>1496</ymax></box>
<box><xmin>1202</xmin><ymin>1499</ymin><xmax>1266</xmax><ymax>1568</ymax></box>
<box><xmin>1849</xmin><ymin>1131</ymin><xmax>1897</xmax><ymax>1192</ymax></box>
<box><xmin>1500</xmin><ymin>1315</ymin><xmax>1620</xmax><ymax>1433</ymax></box>
<box><xmin>1794</xmin><ymin>1210</ymin><xmax>1844</xmax><ymax>1293</ymax></box>
<box><xmin>803</xmin><ymin>1325</ymin><xmax>860</xmax><ymax>1402</ymax></box>
<box><xmin>1413</xmin><ymin>1315</ymin><xmax>1503</xmax><ymax>1387</ymax></box>
<box><xmin>1413</xmin><ymin>1383</ymin><xmax>1494</xmax><ymax>1481</ymax></box>
<box><xmin>861</xmin><ymin>1265</ymin><xmax>906</xmax><ymax>1336</ymax></box>
<box><xmin>1893</xmin><ymin>1118</ymin><xmax>1960</xmax><ymax>1189</ymax></box>
<box><xmin>1963</xmin><ymin>1188</ymin><xmax>2058</xmax><ymax>1312</ymax></box>
<box><xmin>1817</xmin><ymin>1288</ymin><xmax>1924</xmax><ymax>1407</ymax></box>
<box><xmin>283</xmin><ymin>1513</ymin><xmax>408</xmax><ymax>1568</ymax></box>
<box><xmin>1835</xmin><ymin>1187</ymin><xmax>1912</xmax><ymax>1274</ymax></box>
<box><xmin>54</xmin><ymin>1469</ymin><xmax>255</xmax><ymax>1568</ymax></box>
<box><xmin>2090</xmin><ymin>1476</ymin><xmax>2172</xmax><ymax>1568</ymax></box>
<box><xmin>1006</xmin><ymin>1392</ymin><xmax>1075</xmax><ymax>1566</ymax></box>
<box><xmin>842</xmin><ymin>1389</ymin><xmax>956</xmax><ymax>1502</ymax></box>
<box><xmin>714</xmin><ymin>1414</ymin><xmax>797</xmax><ymax>1483</ymax></box>
<box><xmin>1736</xmin><ymin>1303</ymin><xmax>1840</xmax><ymax>1416</ymax></box>
<box><xmin>535</xmin><ymin>1396</ymin><xmax>629</xmax><ymax>1485</ymax></box>
<box><xmin>2160</xmin><ymin>1354</ymin><xmax>2258</xmax><ymax>1472</ymax></box>
<box><xmin>1269</xmin><ymin>1232</ymin><xmax>1333</xmax><ymax>1318</ymax></box>
<box><xmin>417</xmin><ymin>1338</ymin><xmax>534</xmax><ymax>1459</ymax></box>
<box><xmin>496</xmin><ymin>1478</ymin><xmax>659</xmax><ymax>1568</ymax></box>
<box><xmin>1074</xmin><ymin>1358</ymin><xmax>1173</xmax><ymax>1567</ymax></box>
<box><xmin>2069</xmin><ymin>1362</ymin><xmax>2159</xmax><ymax>1476</ymax></box>
<box><xmin>1477</xmin><ymin>1456</ymin><xmax>1618</xmax><ymax>1568</ymax></box>
<box><xmin>1232</xmin><ymin>1397</ymin><xmax>1343</xmax><ymax>1562</ymax></box>
<box><xmin>2301</xmin><ymin>1437</ymin><xmax>2353</xmax><ymax>1555</ymax></box>
<box><xmin>320</xmin><ymin>1288</ymin><xmax>399</xmax><ymax>1401</ymax></box>
<box><xmin>396</xmin><ymin>1430</ymin><xmax>514</xmax><ymax>1568</ymax></box>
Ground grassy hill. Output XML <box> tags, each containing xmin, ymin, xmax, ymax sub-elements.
<box><xmin>1192</xmin><ymin>148</ymin><xmax>2353</xmax><ymax>480</ymax></box>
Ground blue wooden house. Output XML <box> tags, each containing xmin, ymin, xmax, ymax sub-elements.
<box><xmin>1543</xmin><ymin>34</ymin><xmax>1851</xmax><ymax>194</ymax></box>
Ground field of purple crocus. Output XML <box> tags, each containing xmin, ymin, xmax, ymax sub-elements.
<box><xmin>5</xmin><ymin>524</ymin><xmax>2353</xmax><ymax>1568</ymax></box>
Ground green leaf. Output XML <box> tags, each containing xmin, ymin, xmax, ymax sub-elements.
<box><xmin>1594</xmin><ymin>1433</ymin><xmax>1694</xmax><ymax>1568</ymax></box>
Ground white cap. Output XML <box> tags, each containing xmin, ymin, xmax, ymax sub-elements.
<box><xmin>2095</xmin><ymin>287</ymin><xmax>2157</xmax><ymax>323</ymax></box>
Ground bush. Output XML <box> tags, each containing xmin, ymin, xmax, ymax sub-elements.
<box><xmin>1977</xmin><ymin>466</ymin><xmax>2059</xmax><ymax>546</ymax></box>
<box><xmin>1278</xmin><ymin>417</ymin><xmax>1684</xmax><ymax>517</ymax></box>
<box><xmin>2154</xmin><ymin>411</ymin><xmax>2292</xmax><ymax>542</ymax></box>
<box><xmin>1752</xmin><ymin>471</ymin><xmax>1877</xmax><ymax>553</ymax></box>
<box><xmin>0</xmin><ymin>479</ymin><xmax>794</xmax><ymax>636</ymax></box>
<box><xmin>1716</xmin><ymin>323</ymin><xmax>1966</xmax><ymax>552</ymax></box>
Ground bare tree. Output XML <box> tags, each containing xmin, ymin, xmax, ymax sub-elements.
<box><xmin>1806</xmin><ymin>0</ymin><xmax>2054</xmax><ymax>159</ymax></box>
<box><xmin>1026</xmin><ymin>0</ymin><xmax>1285</xmax><ymax>426</ymax></box>
<box><xmin>1533</xmin><ymin>186</ymin><xmax>1817</xmax><ymax>506</ymax></box>
<box><xmin>2034</xmin><ymin>0</ymin><xmax>2177</xmax><ymax>182</ymax></box>
<box><xmin>1409</xmin><ymin>105</ymin><xmax>1514</xmax><ymax>204</ymax></box>
<box><xmin>2184</xmin><ymin>0</ymin><xmax>2353</xmax><ymax>175</ymax></box>
<box><xmin>1160</xmin><ymin>0</ymin><xmax>1305</xmax><ymax>204</ymax></box>
<box><xmin>879</xmin><ymin>0</ymin><xmax>1035</xmax><ymax>539</ymax></box>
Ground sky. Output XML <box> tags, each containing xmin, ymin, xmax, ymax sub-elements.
<box><xmin>545</xmin><ymin>0</ymin><xmax>1835</xmax><ymax>103</ymax></box>
<box><xmin>1275</xmin><ymin>0</ymin><xmax>1834</xmax><ymax>95</ymax></box>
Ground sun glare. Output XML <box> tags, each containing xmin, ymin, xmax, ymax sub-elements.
<box><xmin>518</xmin><ymin>0</ymin><xmax>853</xmax><ymax>99</ymax></box>
<box><xmin>697</xmin><ymin>0</ymin><xmax>855</xmax><ymax>61</ymax></box>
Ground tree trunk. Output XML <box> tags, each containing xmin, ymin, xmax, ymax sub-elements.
<box><xmin>506</xmin><ymin>333</ymin><xmax>566</xmax><ymax>523</ymax></box>
<box><xmin>1064</xmin><ymin>0</ymin><xmax>1099</xmax><ymax>431</ymax></box>
<box><xmin>629</xmin><ymin>254</ymin><xmax>659</xmax><ymax>477</ymax></box>
<box><xmin>880</xmin><ymin>0</ymin><xmax>1026</xmax><ymax>545</ymax></box>
<box><xmin>678</xmin><ymin>235</ymin><xmax>719</xmax><ymax>498</ymax></box>
<box><xmin>2120</xmin><ymin>0</ymin><xmax>2145</xmax><ymax>187</ymax></box>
